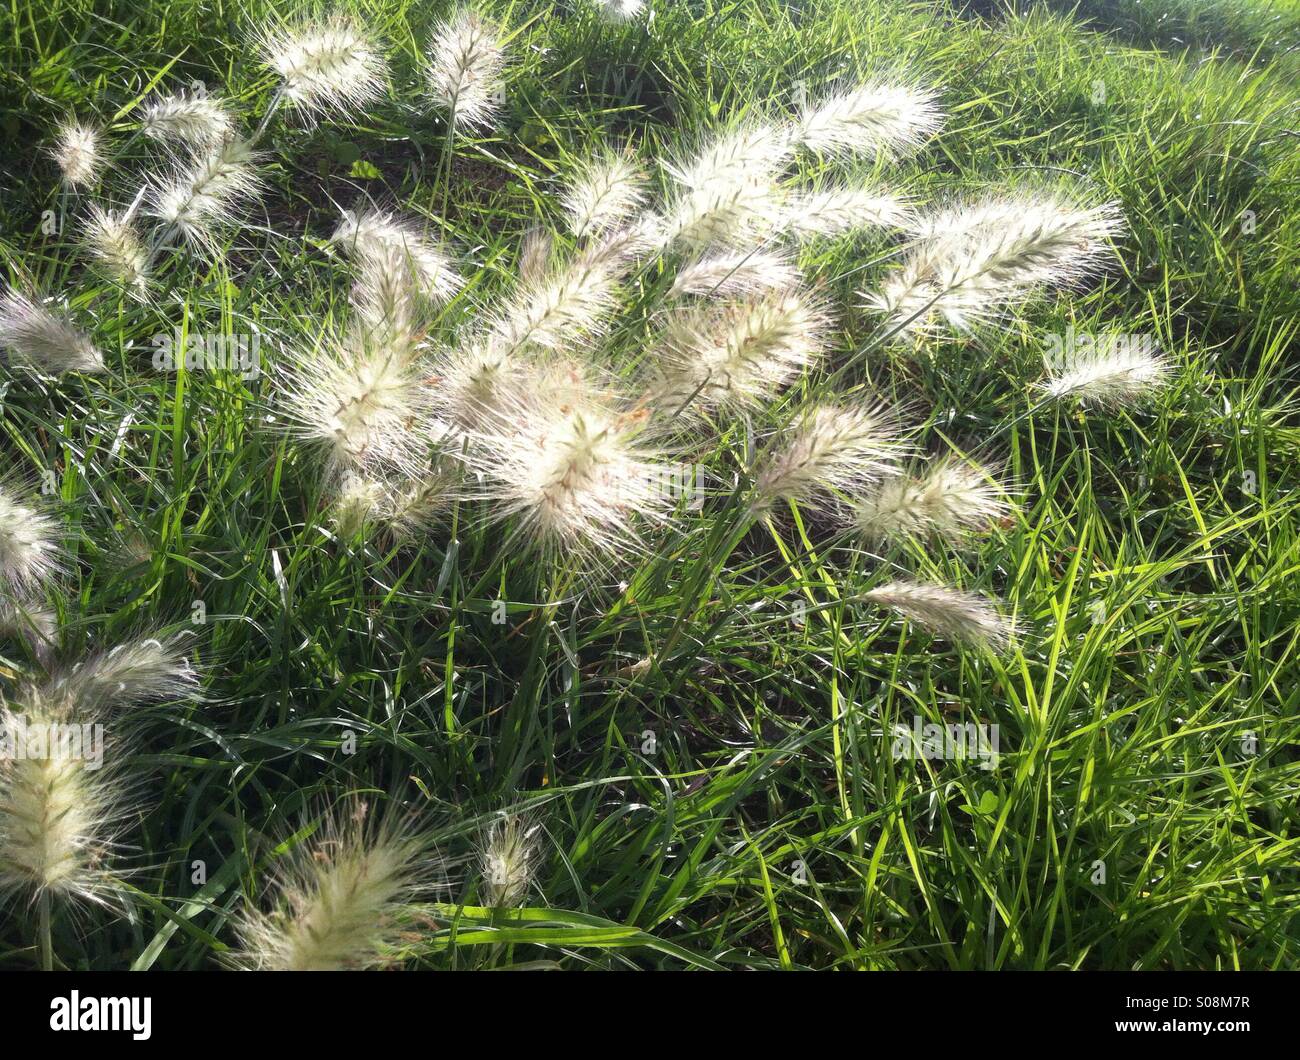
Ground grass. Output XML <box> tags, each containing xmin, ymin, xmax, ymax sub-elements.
<box><xmin>0</xmin><ymin>0</ymin><xmax>1298</xmax><ymax>970</ymax></box>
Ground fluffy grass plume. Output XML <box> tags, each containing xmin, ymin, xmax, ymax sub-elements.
<box><xmin>332</xmin><ymin>206</ymin><xmax>463</xmax><ymax>305</ymax></box>
<box><xmin>332</xmin><ymin>469</ymin><xmax>450</xmax><ymax>539</ymax></box>
<box><xmin>755</xmin><ymin>401</ymin><xmax>903</xmax><ymax>511</ymax></box>
<box><xmin>486</xmin><ymin>236</ymin><xmax>633</xmax><ymax>358</ymax></box>
<box><xmin>592</xmin><ymin>0</ymin><xmax>645</xmax><ymax>21</ymax></box>
<box><xmin>427</xmin><ymin>7</ymin><xmax>507</xmax><ymax>130</ymax></box>
<box><xmin>45</xmin><ymin>635</ymin><xmax>197</xmax><ymax>714</ymax></box>
<box><xmin>0</xmin><ymin>690</ymin><xmax>130</xmax><ymax>911</ymax></box>
<box><xmin>139</xmin><ymin>92</ymin><xmax>233</xmax><ymax>145</ymax></box>
<box><xmin>49</xmin><ymin>120</ymin><xmax>101</xmax><ymax>188</ymax></box>
<box><xmin>651</xmin><ymin>289</ymin><xmax>829</xmax><ymax>414</ymax></box>
<box><xmin>479</xmin><ymin>812</ymin><xmax>542</xmax><ymax>908</ymax></box>
<box><xmin>660</xmin><ymin>123</ymin><xmax>791</xmax><ymax>249</ymax></box>
<box><xmin>865</xmin><ymin>580</ymin><xmax>1013</xmax><ymax>650</ymax></box>
<box><xmin>471</xmin><ymin>377</ymin><xmax>674</xmax><ymax>555</ymax></box>
<box><xmin>779</xmin><ymin>184</ymin><xmax>913</xmax><ymax>239</ymax></box>
<box><xmin>0</xmin><ymin>290</ymin><xmax>103</xmax><ymax>374</ymax></box>
<box><xmin>797</xmin><ymin>81</ymin><xmax>942</xmax><ymax>158</ymax></box>
<box><xmin>670</xmin><ymin>249</ymin><xmax>801</xmax><ymax>298</ymax></box>
<box><xmin>280</xmin><ymin>335</ymin><xmax>439</xmax><ymax>479</ymax></box>
<box><xmin>563</xmin><ymin>153</ymin><xmax>646</xmax><ymax>240</ymax></box>
<box><xmin>230</xmin><ymin>802</ymin><xmax>432</xmax><ymax>971</ymax></box>
<box><xmin>1041</xmin><ymin>341</ymin><xmax>1173</xmax><ymax>406</ymax></box>
<box><xmin>868</xmin><ymin>192</ymin><xmax>1125</xmax><ymax>336</ymax></box>
<box><xmin>0</xmin><ymin>481</ymin><xmax>62</xmax><ymax>599</ymax></box>
<box><xmin>259</xmin><ymin>15</ymin><xmax>387</xmax><ymax>118</ymax></box>
<box><xmin>148</xmin><ymin>136</ymin><xmax>263</xmax><ymax>255</ymax></box>
<box><xmin>81</xmin><ymin>206</ymin><xmax>148</xmax><ymax>293</ymax></box>
<box><xmin>854</xmin><ymin>457</ymin><xmax>1010</xmax><ymax>545</ymax></box>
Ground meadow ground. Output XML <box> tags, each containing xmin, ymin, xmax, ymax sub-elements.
<box><xmin>0</xmin><ymin>0</ymin><xmax>1297</xmax><ymax>970</ymax></box>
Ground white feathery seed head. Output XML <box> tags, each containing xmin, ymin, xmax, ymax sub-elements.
<box><xmin>332</xmin><ymin>207</ymin><xmax>463</xmax><ymax>306</ymax></box>
<box><xmin>0</xmin><ymin>290</ymin><xmax>103</xmax><ymax>374</ymax></box>
<box><xmin>671</xmin><ymin>249</ymin><xmax>801</xmax><ymax>299</ymax></box>
<box><xmin>754</xmin><ymin>400</ymin><xmax>903</xmax><ymax>512</ymax></box>
<box><xmin>46</xmin><ymin>635</ymin><xmax>198</xmax><ymax>715</ymax></box>
<box><xmin>865</xmin><ymin>580</ymin><xmax>1013</xmax><ymax>650</ymax></box>
<box><xmin>592</xmin><ymin>0</ymin><xmax>645</xmax><ymax>21</ymax></box>
<box><xmin>427</xmin><ymin>8</ymin><xmax>507</xmax><ymax>130</ymax></box>
<box><xmin>486</xmin><ymin>238</ymin><xmax>630</xmax><ymax>360</ymax></box>
<box><xmin>281</xmin><ymin>334</ymin><xmax>442</xmax><ymax>479</ymax></box>
<box><xmin>260</xmin><ymin>16</ymin><xmax>388</xmax><ymax>118</ymax></box>
<box><xmin>148</xmin><ymin>136</ymin><xmax>263</xmax><ymax>254</ymax></box>
<box><xmin>517</xmin><ymin>228</ymin><xmax>554</xmax><ymax>285</ymax></box>
<box><xmin>50</xmin><ymin>120</ymin><xmax>102</xmax><ymax>188</ymax></box>
<box><xmin>139</xmin><ymin>92</ymin><xmax>234</xmax><ymax>146</ymax></box>
<box><xmin>0</xmin><ymin>690</ymin><xmax>131</xmax><ymax>908</ymax></box>
<box><xmin>854</xmin><ymin>457</ymin><xmax>1010</xmax><ymax>545</ymax></box>
<box><xmin>651</xmin><ymin>288</ymin><xmax>829</xmax><ymax>414</ymax></box>
<box><xmin>866</xmin><ymin>192</ymin><xmax>1125</xmax><ymax>337</ymax></box>
<box><xmin>796</xmin><ymin>81</ymin><xmax>942</xmax><ymax>159</ymax></box>
<box><xmin>348</xmin><ymin>241</ymin><xmax>423</xmax><ymax>357</ymax></box>
<box><xmin>661</xmin><ymin>123</ymin><xmax>793</xmax><ymax>250</ymax></box>
<box><xmin>0</xmin><ymin>599</ymin><xmax>57</xmax><ymax>662</ymax></box>
<box><xmin>469</xmin><ymin>380</ymin><xmax>674</xmax><ymax>556</ymax></box>
<box><xmin>230</xmin><ymin>803</ymin><xmax>433</xmax><ymax>971</ymax></box>
<box><xmin>563</xmin><ymin>153</ymin><xmax>646</xmax><ymax>240</ymax></box>
<box><xmin>332</xmin><ymin>469</ymin><xmax>451</xmax><ymax>539</ymax></box>
<box><xmin>1040</xmin><ymin>342</ymin><xmax>1172</xmax><ymax>407</ymax></box>
<box><xmin>81</xmin><ymin>206</ymin><xmax>148</xmax><ymax>293</ymax></box>
<box><xmin>433</xmin><ymin>335</ymin><xmax>527</xmax><ymax>430</ymax></box>
<box><xmin>0</xmin><ymin>481</ymin><xmax>63</xmax><ymax>598</ymax></box>
<box><xmin>479</xmin><ymin>812</ymin><xmax>542</xmax><ymax>908</ymax></box>
<box><xmin>778</xmin><ymin>183</ymin><xmax>913</xmax><ymax>240</ymax></box>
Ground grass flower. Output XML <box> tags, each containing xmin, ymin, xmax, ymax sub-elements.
<box><xmin>333</xmin><ymin>469</ymin><xmax>451</xmax><ymax>539</ymax></box>
<box><xmin>867</xmin><ymin>192</ymin><xmax>1125</xmax><ymax>336</ymax></box>
<box><xmin>563</xmin><ymin>153</ymin><xmax>646</xmax><ymax>240</ymax></box>
<box><xmin>0</xmin><ymin>688</ymin><xmax>131</xmax><ymax>918</ymax></box>
<box><xmin>1040</xmin><ymin>341</ymin><xmax>1172</xmax><ymax>406</ymax></box>
<box><xmin>46</xmin><ymin>635</ymin><xmax>197</xmax><ymax>714</ymax></box>
<box><xmin>479</xmin><ymin>812</ymin><xmax>541</xmax><ymax>908</ymax></box>
<box><xmin>427</xmin><ymin>8</ymin><xmax>506</xmax><ymax>130</ymax></box>
<box><xmin>50</xmin><ymin>120</ymin><xmax>101</xmax><ymax>188</ymax></box>
<box><xmin>472</xmin><ymin>384</ymin><xmax>673</xmax><ymax>555</ymax></box>
<box><xmin>651</xmin><ymin>289</ymin><xmax>828</xmax><ymax>414</ymax></box>
<box><xmin>854</xmin><ymin>457</ymin><xmax>1010</xmax><ymax>545</ymax></box>
<box><xmin>0</xmin><ymin>482</ymin><xmax>62</xmax><ymax>599</ymax></box>
<box><xmin>487</xmin><ymin>239</ymin><xmax>629</xmax><ymax>358</ymax></box>
<box><xmin>347</xmin><ymin>241</ymin><xmax>425</xmax><ymax>358</ymax></box>
<box><xmin>517</xmin><ymin>228</ymin><xmax>554</xmax><ymax>285</ymax></box>
<box><xmin>81</xmin><ymin>206</ymin><xmax>148</xmax><ymax>292</ymax></box>
<box><xmin>660</xmin><ymin>123</ymin><xmax>792</xmax><ymax>249</ymax></box>
<box><xmin>230</xmin><ymin>803</ymin><xmax>432</xmax><ymax>971</ymax></box>
<box><xmin>0</xmin><ymin>290</ymin><xmax>103</xmax><ymax>374</ymax></box>
<box><xmin>281</xmin><ymin>335</ymin><xmax>440</xmax><ymax>479</ymax></box>
<box><xmin>139</xmin><ymin>92</ymin><xmax>233</xmax><ymax>145</ymax></box>
<box><xmin>754</xmin><ymin>401</ymin><xmax>902</xmax><ymax>512</ymax></box>
<box><xmin>148</xmin><ymin>136</ymin><xmax>262</xmax><ymax>254</ymax></box>
<box><xmin>779</xmin><ymin>183</ymin><xmax>912</xmax><ymax>239</ymax></box>
<box><xmin>865</xmin><ymin>580</ymin><xmax>1013</xmax><ymax>650</ymax></box>
<box><xmin>670</xmin><ymin>249</ymin><xmax>801</xmax><ymax>298</ymax></box>
<box><xmin>332</xmin><ymin>207</ymin><xmax>463</xmax><ymax>306</ymax></box>
<box><xmin>260</xmin><ymin>16</ymin><xmax>387</xmax><ymax>118</ymax></box>
<box><xmin>592</xmin><ymin>0</ymin><xmax>645</xmax><ymax>21</ymax></box>
<box><xmin>796</xmin><ymin>81</ymin><xmax>942</xmax><ymax>159</ymax></box>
